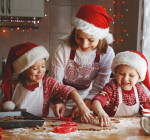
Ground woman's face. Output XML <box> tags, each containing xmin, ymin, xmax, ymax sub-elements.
<box><xmin>116</xmin><ymin>64</ymin><xmax>140</xmax><ymax>91</ymax></box>
<box><xmin>25</xmin><ymin>58</ymin><xmax>46</xmax><ymax>85</ymax></box>
<box><xmin>75</xmin><ymin>29</ymin><xmax>99</xmax><ymax>52</ymax></box>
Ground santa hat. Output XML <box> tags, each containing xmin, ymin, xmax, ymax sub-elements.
<box><xmin>111</xmin><ymin>51</ymin><xmax>150</xmax><ymax>91</ymax></box>
<box><xmin>72</xmin><ymin>4</ymin><xmax>113</xmax><ymax>44</ymax></box>
<box><xmin>1</xmin><ymin>42</ymin><xmax>49</xmax><ymax>100</ymax></box>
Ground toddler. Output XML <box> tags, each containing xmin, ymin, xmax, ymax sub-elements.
<box><xmin>92</xmin><ymin>51</ymin><xmax>150</xmax><ymax>126</ymax></box>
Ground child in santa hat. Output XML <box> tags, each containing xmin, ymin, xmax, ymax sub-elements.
<box><xmin>92</xmin><ymin>51</ymin><xmax>150</xmax><ymax>127</ymax></box>
<box><xmin>0</xmin><ymin>42</ymin><xmax>94</xmax><ymax>123</ymax></box>
<box><xmin>49</xmin><ymin>4</ymin><xmax>115</xmax><ymax>119</ymax></box>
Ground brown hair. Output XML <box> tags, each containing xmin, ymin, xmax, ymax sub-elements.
<box><xmin>68</xmin><ymin>28</ymin><xmax>78</xmax><ymax>49</ymax></box>
<box><xmin>68</xmin><ymin>28</ymin><xmax>108</xmax><ymax>54</ymax></box>
<box><xmin>97</xmin><ymin>39</ymin><xmax>108</xmax><ymax>54</ymax></box>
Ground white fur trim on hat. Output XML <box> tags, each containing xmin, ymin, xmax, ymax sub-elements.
<box><xmin>111</xmin><ymin>51</ymin><xmax>147</xmax><ymax>81</ymax></box>
<box><xmin>72</xmin><ymin>17</ymin><xmax>113</xmax><ymax>44</ymax></box>
<box><xmin>13</xmin><ymin>46</ymin><xmax>49</xmax><ymax>74</ymax></box>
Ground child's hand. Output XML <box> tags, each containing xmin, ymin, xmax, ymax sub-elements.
<box><xmin>53</xmin><ymin>102</ymin><xmax>66</xmax><ymax>119</ymax></box>
<box><xmin>92</xmin><ymin>100</ymin><xmax>110</xmax><ymax>127</ymax></box>
<box><xmin>70</xmin><ymin>105</ymin><xmax>80</xmax><ymax>119</ymax></box>
<box><xmin>97</xmin><ymin>111</ymin><xmax>110</xmax><ymax>127</ymax></box>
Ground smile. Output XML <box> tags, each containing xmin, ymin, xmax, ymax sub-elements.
<box><xmin>36</xmin><ymin>75</ymin><xmax>43</xmax><ymax>80</ymax></box>
<box><xmin>81</xmin><ymin>47</ymin><xmax>90</xmax><ymax>51</ymax></box>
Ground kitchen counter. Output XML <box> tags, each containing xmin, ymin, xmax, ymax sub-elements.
<box><xmin>1</xmin><ymin>117</ymin><xmax>150</xmax><ymax>140</ymax></box>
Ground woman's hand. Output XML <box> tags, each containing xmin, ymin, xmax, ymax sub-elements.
<box><xmin>70</xmin><ymin>99</ymin><xmax>93</xmax><ymax>120</ymax></box>
<box><xmin>68</xmin><ymin>90</ymin><xmax>95</xmax><ymax>123</ymax></box>
<box><xmin>53</xmin><ymin>102</ymin><xmax>66</xmax><ymax>119</ymax></box>
<box><xmin>97</xmin><ymin>111</ymin><xmax>110</xmax><ymax>127</ymax></box>
<box><xmin>70</xmin><ymin>104</ymin><xmax>95</xmax><ymax>123</ymax></box>
<box><xmin>78</xmin><ymin>102</ymin><xmax>95</xmax><ymax>123</ymax></box>
<box><xmin>84</xmin><ymin>99</ymin><xmax>92</xmax><ymax>110</ymax></box>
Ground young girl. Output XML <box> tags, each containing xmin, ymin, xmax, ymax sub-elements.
<box><xmin>49</xmin><ymin>4</ymin><xmax>115</xmax><ymax>118</ymax></box>
<box><xmin>0</xmin><ymin>42</ymin><xmax>94</xmax><ymax>123</ymax></box>
<box><xmin>92</xmin><ymin>51</ymin><xmax>150</xmax><ymax>127</ymax></box>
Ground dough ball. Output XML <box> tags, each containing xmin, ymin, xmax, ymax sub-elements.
<box><xmin>3</xmin><ymin>101</ymin><xmax>15</xmax><ymax>111</ymax></box>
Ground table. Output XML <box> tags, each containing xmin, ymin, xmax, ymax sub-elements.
<box><xmin>1</xmin><ymin>117</ymin><xmax>150</xmax><ymax>140</ymax></box>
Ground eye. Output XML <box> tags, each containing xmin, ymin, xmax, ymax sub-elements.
<box><xmin>88</xmin><ymin>39</ymin><xmax>94</xmax><ymax>42</ymax></box>
<box><xmin>76</xmin><ymin>35</ymin><xmax>82</xmax><ymax>40</ymax></box>
<box><xmin>130</xmin><ymin>74</ymin><xmax>134</xmax><ymax>77</ymax></box>
<box><xmin>41</xmin><ymin>65</ymin><xmax>46</xmax><ymax>68</ymax></box>
<box><xmin>33</xmin><ymin>67</ymin><xmax>38</xmax><ymax>70</ymax></box>
<box><xmin>119</xmin><ymin>73</ymin><xmax>124</xmax><ymax>76</ymax></box>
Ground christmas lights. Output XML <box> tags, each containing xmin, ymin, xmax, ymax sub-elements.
<box><xmin>0</xmin><ymin>16</ymin><xmax>42</xmax><ymax>32</ymax></box>
<box><xmin>112</xmin><ymin>0</ymin><xmax>129</xmax><ymax>45</ymax></box>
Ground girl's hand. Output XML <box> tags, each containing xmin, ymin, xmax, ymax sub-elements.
<box><xmin>70</xmin><ymin>105</ymin><xmax>80</xmax><ymax>119</ymax></box>
<box><xmin>97</xmin><ymin>111</ymin><xmax>110</xmax><ymax>127</ymax></box>
<box><xmin>53</xmin><ymin>102</ymin><xmax>66</xmax><ymax>119</ymax></box>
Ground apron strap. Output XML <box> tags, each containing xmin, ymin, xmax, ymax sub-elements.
<box><xmin>70</xmin><ymin>49</ymin><xmax>76</xmax><ymax>60</ymax></box>
<box><xmin>70</xmin><ymin>49</ymin><xmax>100</xmax><ymax>62</ymax></box>
<box><xmin>118</xmin><ymin>87</ymin><xmax>123</xmax><ymax>103</ymax></box>
<box><xmin>95</xmin><ymin>51</ymin><xmax>100</xmax><ymax>62</ymax></box>
<box><xmin>133</xmin><ymin>86</ymin><xmax>139</xmax><ymax>103</ymax></box>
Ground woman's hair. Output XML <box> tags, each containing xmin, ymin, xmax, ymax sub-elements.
<box><xmin>97</xmin><ymin>39</ymin><xmax>108</xmax><ymax>55</ymax></box>
<box><xmin>68</xmin><ymin>28</ymin><xmax>78</xmax><ymax>49</ymax></box>
<box><xmin>68</xmin><ymin>28</ymin><xmax>108</xmax><ymax>54</ymax></box>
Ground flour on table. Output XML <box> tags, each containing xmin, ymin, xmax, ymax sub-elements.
<box><xmin>3</xmin><ymin>117</ymin><xmax>141</xmax><ymax>140</ymax></box>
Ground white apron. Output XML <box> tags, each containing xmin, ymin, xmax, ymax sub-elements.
<box><xmin>12</xmin><ymin>81</ymin><xmax>43</xmax><ymax>117</ymax></box>
<box><xmin>114</xmin><ymin>86</ymin><xmax>139</xmax><ymax>117</ymax></box>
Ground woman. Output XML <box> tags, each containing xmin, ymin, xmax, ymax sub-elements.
<box><xmin>49</xmin><ymin>4</ymin><xmax>115</xmax><ymax>118</ymax></box>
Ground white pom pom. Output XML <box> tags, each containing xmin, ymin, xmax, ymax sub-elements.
<box><xmin>3</xmin><ymin>101</ymin><xmax>15</xmax><ymax>111</ymax></box>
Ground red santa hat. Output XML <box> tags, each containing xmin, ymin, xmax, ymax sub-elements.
<box><xmin>111</xmin><ymin>51</ymin><xmax>150</xmax><ymax>91</ymax></box>
<box><xmin>72</xmin><ymin>4</ymin><xmax>113</xmax><ymax>44</ymax></box>
<box><xmin>1</xmin><ymin>42</ymin><xmax>49</xmax><ymax>100</ymax></box>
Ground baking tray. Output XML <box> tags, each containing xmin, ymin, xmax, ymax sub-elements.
<box><xmin>0</xmin><ymin>111</ymin><xmax>45</xmax><ymax>129</ymax></box>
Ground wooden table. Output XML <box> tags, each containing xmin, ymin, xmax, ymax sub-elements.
<box><xmin>1</xmin><ymin>117</ymin><xmax>150</xmax><ymax>140</ymax></box>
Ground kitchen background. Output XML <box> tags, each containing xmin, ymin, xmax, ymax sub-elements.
<box><xmin>0</xmin><ymin>0</ymin><xmax>145</xmax><ymax>74</ymax></box>
<box><xmin>0</xmin><ymin>0</ymin><xmax>150</xmax><ymax>96</ymax></box>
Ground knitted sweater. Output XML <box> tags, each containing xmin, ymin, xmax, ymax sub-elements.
<box><xmin>1</xmin><ymin>76</ymin><xmax>76</xmax><ymax>117</ymax></box>
<box><xmin>93</xmin><ymin>79</ymin><xmax>149</xmax><ymax>116</ymax></box>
